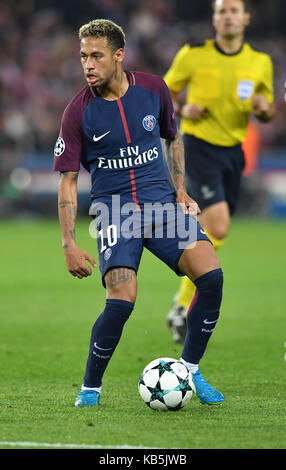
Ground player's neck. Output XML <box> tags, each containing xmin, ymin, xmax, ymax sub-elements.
<box><xmin>96</xmin><ymin>70</ymin><xmax>129</xmax><ymax>101</ymax></box>
<box><xmin>215</xmin><ymin>34</ymin><xmax>244</xmax><ymax>55</ymax></box>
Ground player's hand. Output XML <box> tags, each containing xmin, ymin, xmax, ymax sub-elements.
<box><xmin>176</xmin><ymin>188</ymin><xmax>201</xmax><ymax>216</ymax></box>
<box><xmin>181</xmin><ymin>104</ymin><xmax>206</xmax><ymax>121</ymax></box>
<box><xmin>63</xmin><ymin>244</ymin><xmax>97</xmax><ymax>279</ymax></box>
<box><xmin>252</xmin><ymin>94</ymin><xmax>269</xmax><ymax>116</ymax></box>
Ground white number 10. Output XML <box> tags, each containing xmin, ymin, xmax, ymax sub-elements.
<box><xmin>98</xmin><ymin>224</ymin><xmax>118</xmax><ymax>253</ymax></box>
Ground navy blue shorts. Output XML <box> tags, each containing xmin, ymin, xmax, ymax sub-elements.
<box><xmin>183</xmin><ymin>135</ymin><xmax>245</xmax><ymax>215</ymax></box>
<box><xmin>90</xmin><ymin>200</ymin><xmax>210</xmax><ymax>286</ymax></box>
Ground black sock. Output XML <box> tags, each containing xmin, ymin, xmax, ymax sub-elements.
<box><xmin>83</xmin><ymin>299</ymin><xmax>134</xmax><ymax>387</ymax></box>
<box><xmin>181</xmin><ymin>268</ymin><xmax>223</xmax><ymax>365</ymax></box>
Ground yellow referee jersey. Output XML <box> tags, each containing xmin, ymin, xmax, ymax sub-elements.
<box><xmin>164</xmin><ymin>39</ymin><xmax>274</xmax><ymax>147</ymax></box>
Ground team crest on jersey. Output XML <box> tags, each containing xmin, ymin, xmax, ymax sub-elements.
<box><xmin>237</xmin><ymin>80</ymin><xmax>255</xmax><ymax>101</ymax></box>
<box><xmin>104</xmin><ymin>248</ymin><xmax>112</xmax><ymax>261</ymax></box>
<box><xmin>142</xmin><ymin>115</ymin><xmax>156</xmax><ymax>132</ymax></box>
<box><xmin>54</xmin><ymin>137</ymin><xmax>65</xmax><ymax>156</ymax></box>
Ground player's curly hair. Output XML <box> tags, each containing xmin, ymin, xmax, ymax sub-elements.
<box><xmin>78</xmin><ymin>19</ymin><xmax>126</xmax><ymax>52</ymax></box>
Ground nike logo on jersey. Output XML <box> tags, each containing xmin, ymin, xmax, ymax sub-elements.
<box><xmin>93</xmin><ymin>131</ymin><xmax>110</xmax><ymax>142</ymax></box>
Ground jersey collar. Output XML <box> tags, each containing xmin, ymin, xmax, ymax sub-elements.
<box><xmin>214</xmin><ymin>40</ymin><xmax>244</xmax><ymax>56</ymax></box>
<box><xmin>125</xmin><ymin>70</ymin><xmax>136</xmax><ymax>86</ymax></box>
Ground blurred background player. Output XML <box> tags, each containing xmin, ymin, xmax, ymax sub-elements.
<box><xmin>164</xmin><ymin>0</ymin><xmax>275</xmax><ymax>343</ymax></box>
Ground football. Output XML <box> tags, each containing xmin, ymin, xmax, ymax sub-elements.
<box><xmin>138</xmin><ymin>357</ymin><xmax>194</xmax><ymax>411</ymax></box>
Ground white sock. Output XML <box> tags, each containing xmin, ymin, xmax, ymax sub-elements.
<box><xmin>81</xmin><ymin>385</ymin><xmax>102</xmax><ymax>393</ymax></box>
<box><xmin>180</xmin><ymin>358</ymin><xmax>199</xmax><ymax>374</ymax></box>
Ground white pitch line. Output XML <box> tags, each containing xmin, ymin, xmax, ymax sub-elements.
<box><xmin>0</xmin><ymin>441</ymin><xmax>155</xmax><ymax>449</ymax></box>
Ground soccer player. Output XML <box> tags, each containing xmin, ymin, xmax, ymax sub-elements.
<box><xmin>54</xmin><ymin>19</ymin><xmax>225</xmax><ymax>406</ymax></box>
<box><xmin>164</xmin><ymin>0</ymin><xmax>275</xmax><ymax>343</ymax></box>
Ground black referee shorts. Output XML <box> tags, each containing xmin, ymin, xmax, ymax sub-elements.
<box><xmin>183</xmin><ymin>135</ymin><xmax>245</xmax><ymax>215</ymax></box>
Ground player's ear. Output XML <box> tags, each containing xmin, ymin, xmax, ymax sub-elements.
<box><xmin>114</xmin><ymin>48</ymin><xmax>125</xmax><ymax>63</ymax></box>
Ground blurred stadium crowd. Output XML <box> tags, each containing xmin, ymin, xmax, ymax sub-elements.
<box><xmin>0</xmin><ymin>0</ymin><xmax>286</xmax><ymax>215</ymax></box>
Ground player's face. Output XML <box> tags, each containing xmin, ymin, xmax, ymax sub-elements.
<box><xmin>213</xmin><ymin>0</ymin><xmax>250</xmax><ymax>39</ymax></box>
<box><xmin>80</xmin><ymin>36</ymin><xmax>124</xmax><ymax>87</ymax></box>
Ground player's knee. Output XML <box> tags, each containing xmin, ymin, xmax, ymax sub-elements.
<box><xmin>194</xmin><ymin>268</ymin><xmax>223</xmax><ymax>295</ymax></box>
<box><xmin>201</xmin><ymin>208</ymin><xmax>230</xmax><ymax>240</ymax></box>
<box><xmin>105</xmin><ymin>268</ymin><xmax>137</xmax><ymax>304</ymax></box>
<box><xmin>209</xmin><ymin>224</ymin><xmax>229</xmax><ymax>240</ymax></box>
<box><xmin>106</xmin><ymin>286</ymin><xmax>137</xmax><ymax>304</ymax></box>
<box><xmin>106</xmin><ymin>282</ymin><xmax>137</xmax><ymax>303</ymax></box>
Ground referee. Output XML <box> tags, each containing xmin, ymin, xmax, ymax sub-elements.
<box><xmin>164</xmin><ymin>0</ymin><xmax>275</xmax><ymax>343</ymax></box>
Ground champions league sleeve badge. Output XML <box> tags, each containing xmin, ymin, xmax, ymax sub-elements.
<box><xmin>54</xmin><ymin>136</ymin><xmax>65</xmax><ymax>156</ymax></box>
<box><xmin>142</xmin><ymin>115</ymin><xmax>156</xmax><ymax>132</ymax></box>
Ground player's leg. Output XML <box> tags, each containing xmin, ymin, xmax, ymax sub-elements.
<box><xmin>84</xmin><ymin>267</ymin><xmax>137</xmax><ymax>391</ymax></box>
<box><xmin>167</xmin><ymin>224</ymin><xmax>227</xmax><ymax>344</ymax></box>
<box><xmin>167</xmin><ymin>136</ymin><xmax>228</xmax><ymax>342</ymax></box>
<box><xmin>171</xmin><ymin>202</ymin><xmax>228</xmax><ymax>318</ymax></box>
<box><xmin>198</xmin><ymin>200</ymin><xmax>230</xmax><ymax>243</ymax></box>
<box><xmin>145</xmin><ymin>205</ymin><xmax>224</xmax><ymax>404</ymax></box>
<box><xmin>75</xmin><ymin>267</ymin><xmax>137</xmax><ymax>407</ymax></box>
<box><xmin>177</xmin><ymin>240</ymin><xmax>225</xmax><ymax>404</ymax></box>
<box><xmin>75</xmin><ymin>205</ymin><xmax>144</xmax><ymax>407</ymax></box>
<box><xmin>169</xmin><ymin>201</ymin><xmax>229</xmax><ymax>341</ymax></box>
<box><xmin>180</xmin><ymin>146</ymin><xmax>244</xmax><ymax>352</ymax></box>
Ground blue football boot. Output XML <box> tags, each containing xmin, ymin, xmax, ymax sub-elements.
<box><xmin>74</xmin><ymin>389</ymin><xmax>100</xmax><ymax>407</ymax></box>
<box><xmin>192</xmin><ymin>370</ymin><xmax>225</xmax><ymax>405</ymax></box>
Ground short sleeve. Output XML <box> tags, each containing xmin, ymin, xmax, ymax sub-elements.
<box><xmin>164</xmin><ymin>44</ymin><xmax>192</xmax><ymax>94</ymax></box>
<box><xmin>54</xmin><ymin>99</ymin><xmax>83</xmax><ymax>172</ymax></box>
<box><xmin>256</xmin><ymin>54</ymin><xmax>274</xmax><ymax>103</ymax></box>
<box><xmin>159</xmin><ymin>79</ymin><xmax>177</xmax><ymax>140</ymax></box>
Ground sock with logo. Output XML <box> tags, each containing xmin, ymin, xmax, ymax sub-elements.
<box><xmin>83</xmin><ymin>299</ymin><xmax>134</xmax><ymax>388</ymax></box>
<box><xmin>177</xmin><ymin>230</ymin><xmax>226</xmax><ymax>312</ymax></box>
<box><xmin>181</xmin><ymin>268</ymin><xmax>223</xmax><ymax>365</ymax></box>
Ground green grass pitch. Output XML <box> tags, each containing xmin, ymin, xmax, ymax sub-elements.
<box><xmin>0</xmin><ymin>217</ymin><xmax>286</xmax><ymax>449</ymax></box>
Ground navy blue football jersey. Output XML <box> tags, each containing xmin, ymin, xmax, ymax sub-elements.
<box><xmin>54</xmin><ymin>71</ymin><xmax>177</xmax><ymax>205</ymax></box>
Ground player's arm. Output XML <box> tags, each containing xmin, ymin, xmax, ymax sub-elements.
<box><xmin>169</xmin><ymin>89</ymin><xmax>206</xmax><ymax>121</ymax></box>
<box><xmin>58</xmin><ymin>171</ymin><xmax>97</xmax><ymax>279</ymax></box>
<box><xmin>159</xmin><ymin>76</ymin><xmax>200</xmax><ymax>214</ymax></box>
<box><xmin>164</xmin><ymin>45</ymin><xmax>206</xmax><ymax>121</ymax></box>
<box><xmin>165</xmin><ymin>132</ymin><xmax>200</xmax><ymax>215</ymax></box>
<box><xmin>252</xmin><ymin>55</ymin><xmax>275</xmax><ymax>123</ymax></box>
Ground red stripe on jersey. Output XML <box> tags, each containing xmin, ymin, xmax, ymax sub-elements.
<box><xmin>117</xmin><ymin>99</ymin><xmax>131</xmax><ymax>144</ymax></box>
<box><xmin>129</xmin><ymin>168</ymin><xmax>140</xmax><ymax>211</ymax></box>
<box><xmin>117</xmin><ymin>98</ymin><xmax>140</xmax><ymax>210</ymax></box>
